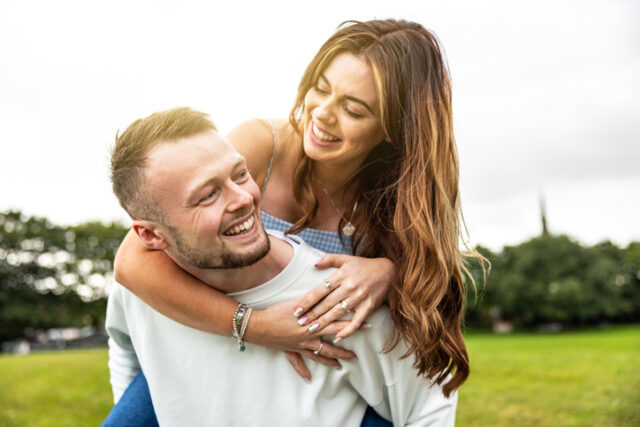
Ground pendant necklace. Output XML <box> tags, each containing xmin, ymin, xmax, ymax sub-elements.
<box><xmin>317</xmin><ymin>178</ymin><xmax>359</xmax><ymax>237</ymax></box>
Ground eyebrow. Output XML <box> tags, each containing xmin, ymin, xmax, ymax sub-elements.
<box><xmin>186</xmin><ymin>157</ymin><xmax>246</xmax><ymax>205</ymax></box>
<box><xmin>318</xmin><ymin>75</ymin><xmax>375</xmax><ymax>115</ymax></box>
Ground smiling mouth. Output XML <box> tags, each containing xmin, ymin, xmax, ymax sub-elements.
<box><xmin>312</xmin><ymin>122</ymin><xmax>340</xmax><ymax>142</ymax></box>
<box><xmin>223</xmin><ymin>216</ymin><xmax>254</xmax><ymax>236</ymax></box>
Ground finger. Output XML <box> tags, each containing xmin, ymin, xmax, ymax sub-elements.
<box><xmin>310</xmin><ymin>320</ymin><xmax>352</xmax><ymax>335</ymax></box>
<box><xmin>285</xmin><ymin>351</ymin><xmax>311</xmax><ymax>382</ymax></box>
<box><xmin>303</xmin><ymin>280</ymin><xmax>359</xmax><ymax>322</ymax></box>
<box><xmin>300</xmin><ymin>350</ymin><xmax>342</xmax><ymax>369</ymax></box>
<box><xmin>336</xmin><ymin>307</ymin><xmax>371</xmax><ymax>341</ymax></box>
<box><xmin>294</xmin><ymin>280</ymin><xmax>340</xmax><ymax>321</ymax></box>
<box><xmin>306</xmin><ymin>298</ymin><xmax>352</xmax><ymax>334</ymax></box>
<box><xmin>314</xmin><ymin>253</ymin><xmax>351</xmax><ymax>269</ymax></box>
<box><xmin>314</xmin><ymin>320</ymin><xmax>371</xmax><ymax>336</ymax></box>
<box><xmin>317</xmin><ymin>342</ymin><xmax>357</xmax><ymax>360</ymax></box>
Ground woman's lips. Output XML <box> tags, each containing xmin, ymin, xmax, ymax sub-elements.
<box><xmin>308</xmin><ymin>121</ymin><xmax>342</xmax><ymax>147</ymax></box>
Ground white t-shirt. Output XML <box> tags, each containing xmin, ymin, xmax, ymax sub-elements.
<box><xmin>106</xmin><ymin>233</ymin><xmax>457</xmax><ymax>426</ymax></box>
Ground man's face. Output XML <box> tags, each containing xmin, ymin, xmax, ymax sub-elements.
<box><xmin>145</xmin><ymin>130</ymin><xmax>269</xmax><ymax>269</ymax></box>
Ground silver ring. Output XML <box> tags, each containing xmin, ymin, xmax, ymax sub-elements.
<box><xmin>340</xmin><ymin>300</ymin><xmax>350</xmax><ymax>312</ymax></box>
<box><xmin>313</xmin><ymin>342</ymin><xmax>323</xmax><ymax>356</ymax></box>
<box><xmin>323</xmin><ymin>279</ymin><xmax>332</xmax><ymax>290</ymax></box>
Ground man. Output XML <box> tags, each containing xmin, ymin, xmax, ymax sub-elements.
<box><xmin>106</xmin><ymin>107</ymin><xmax>457</xmax><ymax>426</ymax></box>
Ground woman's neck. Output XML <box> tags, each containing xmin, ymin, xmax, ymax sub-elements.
<box><xmin>314</xmin><ymin>163</ymin><xmax>360</xmax><ymax>207</ymax></box>
<box><xmin>314</xmin><ymin>156</ymin><xmax>361</xmax><ymax>189</ymax></box>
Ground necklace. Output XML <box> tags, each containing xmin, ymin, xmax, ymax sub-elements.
<box><xmin>317</xmin><ymin>178</ymin><xmax>359</xmax><ymax>236</ymax></box>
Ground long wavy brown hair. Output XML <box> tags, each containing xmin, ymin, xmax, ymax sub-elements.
<box><xmin>288</xmin><ymin>19</ymin><xmax>487</xmax><ymax>397</ymax></box>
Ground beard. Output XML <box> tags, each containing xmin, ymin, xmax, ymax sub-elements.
<box><xmin>166</xmin><ymin>224</ymin><xmax>271</xmax><ymax>270</ymax></box>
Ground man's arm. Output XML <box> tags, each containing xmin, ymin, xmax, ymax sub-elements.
<box><xmin>105</xmin><ymin>284</ymin><xmax>142</xmax><ymax>403</ymax></box>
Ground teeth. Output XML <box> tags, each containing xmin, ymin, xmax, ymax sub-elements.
<box><xmin>224</xmin><ymin>216</ymin><xmax>254</xmax><ymax>236</ymax></box>
<box><xmin>313</xmin><ymin>123</ymin><xmax>339</xmax><ymax>142</ymax></box>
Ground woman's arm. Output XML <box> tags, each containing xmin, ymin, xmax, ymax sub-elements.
<box><xmin>114</xmin><ymin>230</ymin><xmax>238</xmax><ymax>334</ymax></box>
<box><xmin>292</xmin><ymin>255</ymin><xmax>394</xmax><ymax>341</ymax></box>
<box><xmin>113</xmin><ymin>231</ymin><xmax>356</xmax><ymax>371</ymax></box>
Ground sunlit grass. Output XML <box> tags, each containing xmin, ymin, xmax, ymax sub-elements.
<box><xmin>0</xmin><ymin>348</ymin><xmax>111</xmax><ymax>427</ymax></box>
<box><xmin>458</xmin><ymin>326</ymin><xmax>640</xmax><ymax>426</ymax></box>
<box><xmin>0</xmin><ymin>326</ymin><xmax>638</xmax><ymax>426</ymax></box>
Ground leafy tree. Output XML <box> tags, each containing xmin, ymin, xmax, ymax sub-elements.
<box><xmin>0</xmin><ymin>211</ymin><xmax>128</xmax><ymax>342</ymax></box>
<box><xmin>465</xmin><ymin>234</ymin><xmax>640</xmax><ymax>329</ymax></box>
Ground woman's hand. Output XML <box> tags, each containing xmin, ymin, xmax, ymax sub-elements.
<box><xmin>292</xmin><ymin>255</ymin><xmax>394</xmax><ymax>342</ymax></box>
<box><xmin>244</xmin><ymin>298</ymin><xmax>358</xmax><ymax>381</ymax></box>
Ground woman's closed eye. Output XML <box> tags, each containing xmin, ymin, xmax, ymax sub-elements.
<box><xmin>235</xmin><ymin>169</ymin><xmax>250</xmax><ymax>183</ymax></box>
<box><xmin>314</xmin><ymin>84</ymin><xmax>329</xmax><ymax>95</ymax></box>
<box><xmin>344</xmin><ymin>105</ymin><xmax>364</xmax><ymax>119</ymax></box>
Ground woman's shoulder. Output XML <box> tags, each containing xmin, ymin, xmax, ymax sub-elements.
<box><xmin>227</xmin><ymin>118</ymin><xmax>291</xmax><ymax>187</ymax></box>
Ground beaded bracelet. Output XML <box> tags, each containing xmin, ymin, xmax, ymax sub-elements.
<box><xmin>232</xmin><ymin>303</ymin><xmax>252</xmax><ymax>352</ymax></box>
<box><xmin>239</xmin><ymin>308</ymin><xmax>252</xmax><ymax>351</ymax></box>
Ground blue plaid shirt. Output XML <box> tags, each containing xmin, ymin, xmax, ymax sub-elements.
<box><xmin>261</xmin><ymin>211</ymin><xmax>353</xmax><ymax>255</ymax></box>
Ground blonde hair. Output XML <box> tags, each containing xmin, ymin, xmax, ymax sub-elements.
<box><xmin>110</xmin><ymin>107</ymin><xmax>216</xmax><ymax>220</ymax></box>
<box><xmin>289</xmin><ymin>19</ymin><xmax>487</xmax><ymax>396</ymax></box>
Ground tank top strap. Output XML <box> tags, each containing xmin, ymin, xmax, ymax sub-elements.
<box><xmin>260</xmin><ymin>119</ymin><xmax>277</xmax><ymax>195</ymax></box>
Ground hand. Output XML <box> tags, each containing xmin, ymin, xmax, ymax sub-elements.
<box><xmin>293</xmin><ymin>255</ymin><xmax>393</xmax><ymax>341</ymax></box>
<box><xmin>244</xmin><ymin>298</ymin><xmax>358</xmax><ymax>381</ymax></box>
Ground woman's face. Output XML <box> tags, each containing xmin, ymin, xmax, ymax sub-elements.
<box><xmin>302</xmin><ymin>53</ymin><xmax>385</xmax><ymax>169</ymax></box>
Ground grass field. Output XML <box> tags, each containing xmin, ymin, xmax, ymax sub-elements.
<box><xmin>1</xmin><ymin>326</ymin><xmax>638</xmax><ymax>426</ymax></box>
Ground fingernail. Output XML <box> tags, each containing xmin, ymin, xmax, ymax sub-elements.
<box><xmin>308</xmin><ymin>323</ymin><xmax>320</xmax><ymax>332</ymax></box>
<box><xmin>361</xmin><ymin>323</ymin><xmax>373</xmax><ymax>330</ymax></box>
<box><xmin>298</xmin><ymin>316</ymin><xmax>309</xmax><ymax>326</ymax></box>
<box><xmin>294</xmin><ymin>308</ymin><xmax>304</xmax><ymax>318</ymax></box>
<box><xmin>333</xmin><ymin>337</ymin><xmax>343</xmax><ymax>344</ymax></box>
<box><xmin>304</xmin><ymin>377</ymin><xmax>311</xmax><ymax>384</ymax></box>
<box><xmin>334</xmin><ymin>364</ymin><xmax>342</xmax><ymax>370</ymax></box>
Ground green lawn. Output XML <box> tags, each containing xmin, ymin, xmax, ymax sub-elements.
<box><xmin>458</xmin><ymin>326</ymin><xmax>640</xmax><ymax>426</ymax></box>
<box><xmin>1</xmin><ymin>326</ymin><xmax>638</xmax><ymax>426</ymax></box>
<box><xmin>0</xmin><ymin>348</ymin><xmax>111</xmax><ymax>426</ymax></box>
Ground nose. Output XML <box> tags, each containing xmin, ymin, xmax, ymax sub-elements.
<box><xmin>312</xmin><ymin>99</ymin><xmax>336</xmax><ymax>126</ymax></box>
<box><xmin>225</xmin><ymin>181</ymin><xmax>254</xmax><ymax>213</ymax></box>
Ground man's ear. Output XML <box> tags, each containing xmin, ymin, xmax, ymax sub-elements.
<box><xmin>132</xmin><ymin>220</ymin><xmax>169</xmax><ymax>250</ymax></box>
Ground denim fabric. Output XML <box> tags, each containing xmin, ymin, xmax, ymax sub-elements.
<box><xmin>102</xmin><ymin>372</ymin><xmax>391</xmax><ymax>426</ymax></box>
<box><xmin>361</xmin><ymin>406</ymin><xmax>393</xmax><ymax>427</ymax></box>
<box><xmin>102</xmin><ymin>372</ymin><xmax>158</xmax><ymax>427</ymax></box>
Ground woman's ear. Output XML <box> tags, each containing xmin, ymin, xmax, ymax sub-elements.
<box><xmin>132</xmin><ymin>220</ymin><xmax>169</xmax><ymax>250</ymax></box>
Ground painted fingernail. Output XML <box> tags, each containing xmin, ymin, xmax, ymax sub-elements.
<box><xmin>308</xmin><ymin>323</ymin><xmax>320</xmax><ymax>332</ymax></box>
<box><xmin>334</xmin><ymin>364</ymin><xmax>342</xmax><ymax>370</ymax></box>
<box><xmin>298</xmin><ymin>316</ymin><xmax>309</xmax><ymax>326</ymax></box>
<box><xmin>361</xmin><ymin>323</ymin><xmax>373</xmax><ymax>330</ymax></box>
<box><xmin>333</xmin><ymin>337</ymin><xmax>343</xmax><ymax>344</ymax></box>
<box><xmin>304</xmin><ymin>376</ymin><xmax>311</xmax><ymax>384</ymax></box>
<box><xmin>294</xmin><ymin>308</ymin><xmax>304</xmax><ymax>317</ymax></box>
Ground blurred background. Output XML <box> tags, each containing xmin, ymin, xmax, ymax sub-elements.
<box><xmin>1</xmin><ymin>0</ymin><xmax>638</xmax><ymax>426</ymax></box>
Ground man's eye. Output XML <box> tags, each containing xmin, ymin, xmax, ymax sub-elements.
<box><xmin>236</xmin><ymin>170</ymin><xmax>250</xmax><ymax>181</ymax></box>
<box><xmin>200</xmin><ymin>189</ymin><xmax>218</xmax><ymax>203</ymax></box>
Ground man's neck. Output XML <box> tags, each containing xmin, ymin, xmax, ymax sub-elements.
<box><xmin>175</xmin><ymin>235</ymin><xmax>294</xmax><ymax>293</ymax></box>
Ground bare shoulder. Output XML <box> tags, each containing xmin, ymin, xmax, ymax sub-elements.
<box><xmin>226</xmin><ymin>119</ymin><xmax>275</xmax><ymax>187</ymax></box>
<box><xmin>226</xmin><ymin>118</ymin><xmax>295</xmax><ymax>187</ymax></box>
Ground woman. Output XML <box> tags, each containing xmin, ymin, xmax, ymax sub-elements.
<box><xmin>105</xmin><ymin>19</ymin><xmax>483</xmax><ymax>426</ymax></box>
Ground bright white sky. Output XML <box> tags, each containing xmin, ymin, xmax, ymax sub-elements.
<box><xmin>1</xmin><ymin>0</ymin><xmax>638</xmax><ymax>250</ymax></box>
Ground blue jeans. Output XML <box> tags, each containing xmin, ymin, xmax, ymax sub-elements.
<box><xmin>103</xmin><ymin>372</ymin><xmax>391</xmax><ymax>426</ymax></box>
<box><xmin>101</xmin><ymin>373</ymin><xmax>158</xmax><ymax>427</ymax></box>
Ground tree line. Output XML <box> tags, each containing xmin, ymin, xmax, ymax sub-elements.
<box><xmin>466</xmin><ymin>236</ymin><xmax>640</xmax><ymax>329</ymax></box>
<box><xmin>0</xmin><ymin>210</ymin><xmax>638</xmax><ymax>343</ymax></box>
